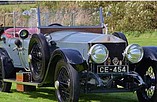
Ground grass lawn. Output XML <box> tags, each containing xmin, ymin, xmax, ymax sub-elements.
<box><xmin>127</xmin><ymin>32</ymin><xmax>157</xmax><ymax>46</ymax></box>
<box><xmin>0</xmin><ymin>33</ymin><xmax>157</xmax><ymax>102</ymax></box>
<box><xmin>0</xmin><ymin>83</ymin><xmax>137</xmax><ymax>102</ymax></box>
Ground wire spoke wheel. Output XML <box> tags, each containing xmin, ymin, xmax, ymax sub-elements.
<box><xmin>0</xmin><ymin>57</ymin><xmax>12</xmax><ymax>92</ymax></box>
<box><xmin>136</xmin><ymin>61</ymin><xmax>157</xmax><ymax>102</ymax></box>
<box><xmin>58</xmin><ymin>67</ymin><xmax>70</xmax><ymax>101</ymax></box>
<box><xmin>30</xmin><ymin>43</ymin><xmax>43</xmax><ymax>75</ymax></box>
<box><xmin>145</xmin><ymin>67</ymin><xmax>156</xmax><ymax>99</ymax></box>
<box><xmin>29</xmin><ymin>34</ymin><xmax>50</xmax><ymax>82</ymax></box>
<box><xmin>146</xmin><ymin>86</ymin><xmax>155</xmax><ymax>98</ymax></box>
<box><xmin>0</xmin><ymin>71</ymin><xmax>4</xmax><ymax>91</ymax></box>
<box><xmin>55</xmin><ymin>60</ymin><xmax>80</xmax><ymax>102</ymax></box>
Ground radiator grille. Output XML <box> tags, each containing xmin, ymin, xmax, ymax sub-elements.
<box><xmin>91</xmin><ymin>42</ymin><xmax>127</xmax><ymax>66</ymax></box>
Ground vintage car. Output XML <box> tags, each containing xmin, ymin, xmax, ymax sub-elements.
<box><xmin>0</xmin><ymin>7</ymin><xmax>157</xmax><ymax>102</ymax></box>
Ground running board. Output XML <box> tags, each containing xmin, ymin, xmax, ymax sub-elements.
<box><xmin>3</xmin><ymin>79</ymin><xmax>41</xmax><ymax>87</ymax></box>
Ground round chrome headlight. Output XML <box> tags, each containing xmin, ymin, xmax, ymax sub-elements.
<box><xmin>124</xmin><ymin>44</ymin><xmax>143</xmax><ymax>63</ymax></box>
<box><xmin>88</xmin><ymin>44</ymin><xmax>109</xmax><ymax>64</ymax></box>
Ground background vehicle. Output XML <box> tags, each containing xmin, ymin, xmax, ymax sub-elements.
<box><xmin>0</xmin><ymin>7</ymin><xmax>157</xmax><ymax>102</ymax></box>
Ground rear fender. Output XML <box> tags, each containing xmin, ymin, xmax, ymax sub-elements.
<box><xmin>43</xmin><ymin>48</ymin><xmax>88</xmax><ymax>84</ymax></box>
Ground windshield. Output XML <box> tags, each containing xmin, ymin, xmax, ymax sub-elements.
<box><xmin>40</xmin><ymin>8</ymin><xmax>101</xmax><ymax>26</ymax></box>
<box><xmin>2</xmin><ymin>7</ymin><xmax>102</xmax><ymax>28</ymax></box>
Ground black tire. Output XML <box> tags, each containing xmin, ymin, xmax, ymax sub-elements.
<box><xmin>136</xmin><ymin>60</ymin><xmax>157</xmax><ymax>102</ymax></box>
<box><xmin>0</xmin><ymin>49</ymin><xmax>14</xmax><ymax>92</ymax></box>
<box><xmin>112</xmin><ymin>32</ymin><xmax>128</xmax><ymax>46</ymax></box>
<box><xmin>54</xmin><ymin>60</ymin><xmax>80</xmax><ymax>102</ymax></box>
<box><xmin>28</xmin><ymin>34</ymin><xmax>50</xmax><ymax>82</ymax></box>
<box><xmin>0</xmin><ymin>63</ymin><xmax>12</xmax><ymax>92</ymax></box>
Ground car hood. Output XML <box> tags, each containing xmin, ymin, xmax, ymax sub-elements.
<box><xmin>50</xmin><ymin>31</ymin><xmax>126</xmax><ymax>43</ymax></box>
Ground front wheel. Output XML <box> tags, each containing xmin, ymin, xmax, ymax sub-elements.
<box><xmin>136</xmin><ymin>61</ymin><xmax>157</xmax><ymax>102</ymax></box>
<box><xmin>54</xmin><ymin>60</ymin><xmax>80</xmax><ymax>102</ymax></box>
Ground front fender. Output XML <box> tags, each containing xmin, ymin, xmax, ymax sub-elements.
<box><xmin>42</xmin><ymin>48</ymin><xmax>88</xmax><ymax>84</ymax></box>
<box><xmin>142</xmin><ymin>46</ymin><xmax>157</xmax><ymax>61</ymax></box>
<box><xmin>53</xmin><ymin>48</ymin><xmax>85</xmax><ymax>64</ymax></box>
<box><xmin>51</xmin><ymin>48</ymin><xmax>88</xmax><ymax>71</ymax></box>
<box><xmin>135</xmin><ymin>46</ymin><xmax>157</xmax><ymax>76</ymax></box>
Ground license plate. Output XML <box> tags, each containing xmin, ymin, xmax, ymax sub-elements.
<box><xmin>97</xmin><ymin>65</ymin><xmax>128</xmax><ymax>74</ymax></box>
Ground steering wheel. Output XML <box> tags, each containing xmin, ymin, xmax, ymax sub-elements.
<box><xmin>48</xmin><ymin>23</ymin><xmax>62</xmax><ymax>26</ymax></box>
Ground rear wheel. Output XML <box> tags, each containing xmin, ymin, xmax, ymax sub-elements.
<box><xmin>0</xmin><ymin>58</ymin><xmax>12</xmax><ymax>92</ymax></box>
<box><xmin>0</xmin><ymin>66</ymin><xmax>12</xmax><ymax>92</ymax></box>
<box><xmin>0</xmin><ymin>76</ymin><xmax>11</xmax><ymax>92</ymax></box>
<box><xmin>136</xmin><ymin>61</ymin><xmax>157</xmax><ymax>102</ymax></box>
<box><xmin>54</xmin><ymin>60</ymin><xmax>80</xmax><ymax>102</ymax></box>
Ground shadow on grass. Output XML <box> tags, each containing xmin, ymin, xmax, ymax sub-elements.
<box><xmin>11</xmin><ymin>87</ymin><xmax>138</xmax><ymax>102</ymax></box>
<box><xmin>79</xmin><ymin>93</ymin><xmax>138</xmax><ymax>102</ymax></box>
<box><xmin>11</xmin><ymin>88</ymin><xmax>57</xmax><ymax>101</ymax></box>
